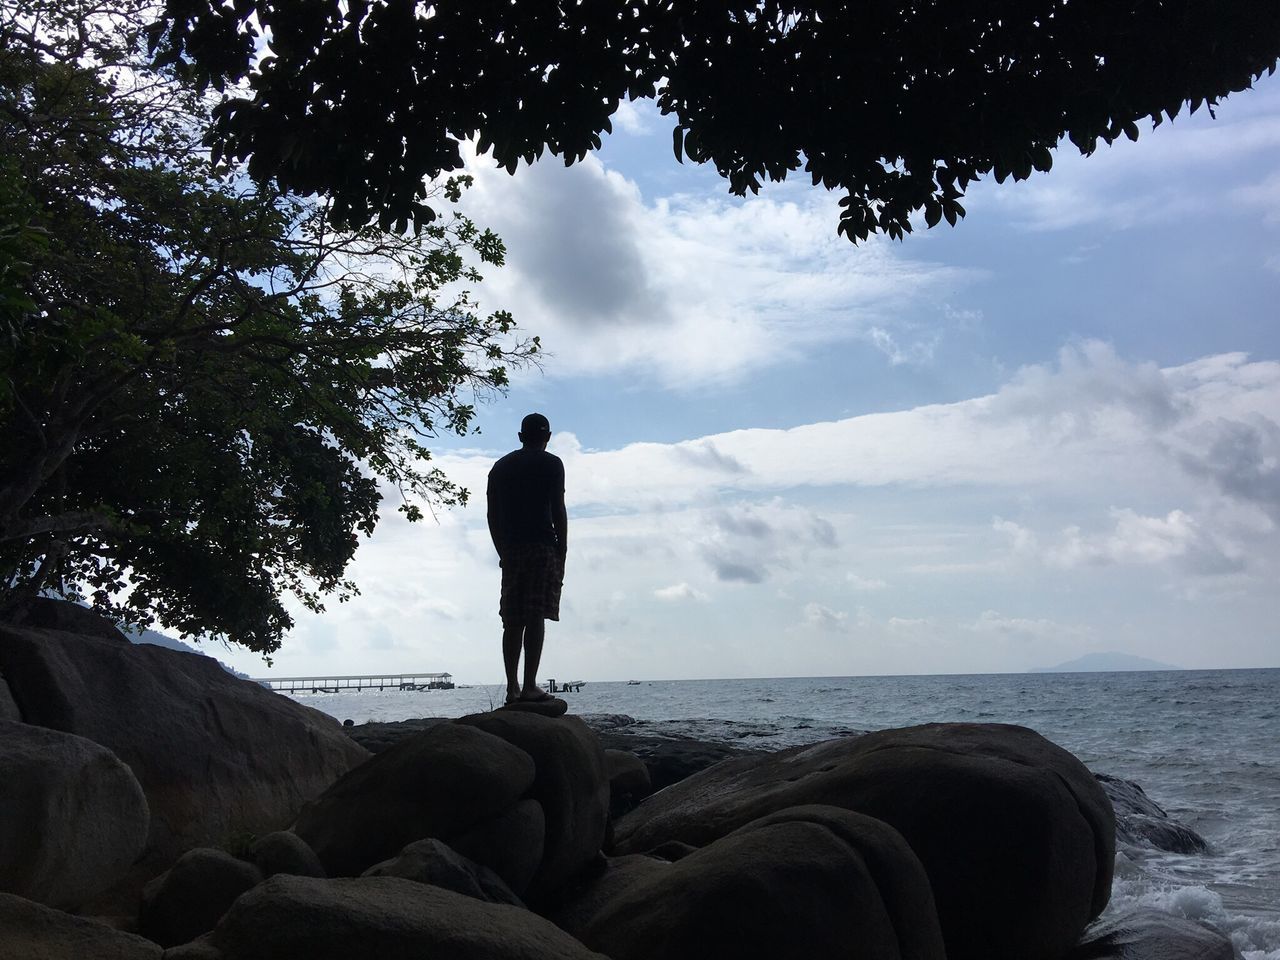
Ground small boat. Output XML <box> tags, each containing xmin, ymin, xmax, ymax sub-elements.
<box><xmin>626</xmin><ymin>680</ymin><xmax>641</xmax><ymax>685</ymax></box>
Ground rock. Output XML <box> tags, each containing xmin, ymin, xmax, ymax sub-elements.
<box><xmin>248</xmin><ymin>832</ymin><xmax>325</xmax><ymax>879</ymax></box>
<box><xmin>0</xmin><ymin>618</ymin><xmax>369</xmax><ymax>869</ymax></box>
<box><xmin>448</xmin><ymin>798</ymin><xmax>546</xmax><ymax>896</ymax></box>
<box><xmin>1095</xmin><ymin>774</ymin><xmax>1208</xmax><ymax>854</ymax></box>
<box><xmin>579</xmin><ymin>804</ymin><xmax>944</xmax><ymax>960</ymax></box>
<box><xmin>455</xmin><ymin>711</ymin><xmax>610</xmax><ymax>902</ymax></box>
<box><xmin>138</xmin><ymin>847</ymin><xmax>262</xmax><ymax>948</ymax></box>
<box><xmin>0</xmin><ymin>719</ymin><xmax>149</xmax><ymax>909</ymax></box>
<box><xmin>0</xmin><ymin>892</ymin><xmax>161</xmax><ymax>959</ymax></box>
<box><xmin>612</xmin><ymin>723</ymin><xmax>1115</xmax><ymax>960</ymax></box>
<box><xmin>1</xmin><ymin>673</ymin><xmax>21</xmax><ymax>720</ymax></box>
<box><xmin>645</xmin><ymin>839</ymin><xmax>699</xmax><ymax>862</ymax></box>
<box><xmin>550</xmin><ymin>854</ymin><xmax>670</xmax><ymax>940</ymax></box>
<box><xmin>1069</xmin><ymin>908</ymin><xmax>1235</xmax><ymax>960</ymax></box>
<box><xmin>604</xmin><ymin>749</ymin><xmax>652</xmax><ymax>818</ymax></box>
<box><xmin>501</xmin><ymin>696</ymin><xmax>568</xmax><ymax>717</ymax></box>
<box><xmin>592</xmin><ymin>730</ymin><xmax>763</xmax><ymax>792</ymax></box>
<box><xmin>164</xmin><ymin>875</ymin><xmax>609</xmax><ymax>960</ymax></box>
<box><xmin>343</xmin><ymin>717</ymin><xmax>449</xmax><ymax>754</ymax></box>
<box><xmin>6</xmin><ymin>597</ymin><xmax>130</xmax><ymax>643</ymax></box>
<box><xmin>293</xmin><ymin>721</ymin><xmax>536</xmax><ymax>878</ymax></box>
<box><xmin>362</xmin><ymin>838</ymin><xmax>523</xmax><ymax>907</ymax></box>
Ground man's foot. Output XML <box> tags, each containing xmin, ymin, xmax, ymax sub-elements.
<box><xmin>505</xmin><ymin>685</ymin><xmax>521</xmax><ymax>705</ymax></box>
<box><xmin>519</xmin><ymin>689</ymin><xmax>554</xmax><ymax>703</ymax></box>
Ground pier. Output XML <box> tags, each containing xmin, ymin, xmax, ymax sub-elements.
<box><xmin>254</xmin><ymin>672</ymin><xmax>454</xmax><ymax>695</ymax></box>
<box><xmin>546</xmin><ymin>678</ymin><xmax>586</xmax><ymax>693</ymax></box>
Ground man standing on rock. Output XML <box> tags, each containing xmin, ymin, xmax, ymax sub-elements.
<box><xmin>487</xmin><ymin>413</ymin><xmax>567</xmax><ymax>705</ymax></box>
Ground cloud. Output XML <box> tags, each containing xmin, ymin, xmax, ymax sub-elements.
<box><xmin>846</xmin><ymin>574</ymin><xmax>888</xmax><ymax>591</ymax></box>
<box><xmin>802</xmin><ymin>602</ymin><xmax>850</xmax><ymax>632</ymax></box>
<box><xmin>611</xmin><ymin>99</ymin><xmax>660</xmax><ymax>135</ymax></box>
<box><xmin>654</xmin><ymin>582</ymin><xmax>708</xmax><ymax>602</ymax></box>
<box><xmin>463</xmin><ymin>151</ymin><xmax>978</xmax><ymax>385</ymax></box>
<box><xmin>966</xmin><ymin>610</ymin><xmax>1087</xmax><ymax>641</ymax></box>
<box><xmin>1177</xmin><ymin>417</ymin><xmax>1280</xmax><ymax>521</ymax></box>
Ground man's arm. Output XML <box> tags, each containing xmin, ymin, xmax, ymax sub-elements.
<box><xmin>486</xmin><ymin>474</ymin><xmax>506</xmax><ymax>560</ymax></box>
<box><xmin>552</xmin><ymin>459</ymin><xmax>567</xmax><ymax>564</ymax></box>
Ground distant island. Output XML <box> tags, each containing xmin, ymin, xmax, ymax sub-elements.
<box><xmin>1030</xmin><ymin>652</ymin><xmax>1182</xmax><ymax>673</ymax></box>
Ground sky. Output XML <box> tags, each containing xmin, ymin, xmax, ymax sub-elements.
<box><xmin>220</xmin><ymin>72</ymin><xmax>1280</xmax><ymax>684</ymax></box>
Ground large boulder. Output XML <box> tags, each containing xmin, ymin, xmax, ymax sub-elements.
<box><xmin>248</xmin><ymin>832</ymin><xmax>325</xmax><ymax>880</ymax></box>
<box><xmin>6</xmin><ymin>597</ymin><xmax>130</xmax><ymax>643</ymax></box>
<box><xmin>362</xmin><ymin>838</ymin><xmax>523</xmax><ymax>907</ymax></box>
<box><xmin>0</xmin><ymin>673</ymin><xmax>19</xmax><ymax>720</ymax></box>
<box><xmin>0</xmin><ymin>719</ymin><xmax>149</xmax><ymax>909</ymax></box>
<box><xmin>164</xmin><ymin>875</ymin><xmax>609</xmax><ymax>960</ymax></box>
<box><xmin>604</xmin><ymin>749</ymin><xmax>652</xmax><ymax>818</ymax></box>
<box><xmin>613</xmin><ymin>723</ymin><xmax>1115</xmax><ymax>960</ymax></box>
<box><xmin>1095</xmin><ymin>774</ymin><xmax>1207</xmax><ymax>854</ymax></box>
<box><xmin>1068</xmin><ymin>909</ymin><xmax>1235</xmax><ymax>960</ymax></box>
<box><xmin>448</xmin><ymin>798</ymin><xmax>546</xmax><ymax>896</ymax></box>
<box><xmin>138</xmin><ymin>848</ymin><xmax>263</xmax><ymax>947</ymax></box>
<box><xmin>293</xmin><ymin>721</ymin><xmax>536</xmax><ymax>878</ymax></box>
<box><xmin>455</xmin><ymin>711</ymin><xmax>610</xmax><ymax>902</ymax></box>
<box><xmin>0</xmin><ymin>892</ymin><xmax>162</xmax><ymax>960</ymax></box>
<box><xmin>578</xmin><ymin>805</ymin><xmax>944</xmax><ymax>960</ymax></box>
<box><xmin>0</xmin><ymin>619</ymin><xmax>369</xmax><ymax>868</ymax></box>
<box><xmin>590</xmin><ymin>729</ymin><xmax>762</xmax><ymax>792</ymax></box>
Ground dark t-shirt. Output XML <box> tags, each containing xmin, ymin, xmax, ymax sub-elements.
<box><xmin>487</xmin><ymin>448</ymin><xmax>565</xmax><ymax>547</ymax></box>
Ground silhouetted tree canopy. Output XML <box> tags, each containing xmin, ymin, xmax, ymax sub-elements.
<box><xmin>153</xmin><ymin>0</ymin><xmax>1280</xmax><ymax>240</ymax></box>
<box><xmin>1</xmin><ymin>0</ymin><xmax>535</xmax><ymax>653</ymax></box>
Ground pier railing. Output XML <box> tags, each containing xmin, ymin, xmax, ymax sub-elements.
<box><xmin>253</xmin><ymin>672</ymin><xmax>454</xmax><ymax>694</ymax></box>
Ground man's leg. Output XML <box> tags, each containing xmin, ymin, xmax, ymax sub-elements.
<box><xmin>502</xmin><ymin>623</ymin><xmax>523</xmax><ymax>703</ymax></box>
<box><xmin>521</xmin><ymin>618</ymin><xmax>545</xmax><ymax>698</ymax></box>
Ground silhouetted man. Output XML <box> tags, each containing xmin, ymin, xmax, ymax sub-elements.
<box><xmin>487</xmin><ymin>413</ymin><xmax>567</xmax><ymax>704</ymax></box>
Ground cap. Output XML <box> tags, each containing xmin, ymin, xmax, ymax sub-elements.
<box><xmin>520</xmin><ymin>412</ymin><xmax>551</xmax><ymax>437</ymax></box>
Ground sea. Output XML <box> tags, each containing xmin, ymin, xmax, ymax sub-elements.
<box><xmin>288</xmin><ymin>668</ymin><xmax>1280</xmax><ymax>958</ymax></box>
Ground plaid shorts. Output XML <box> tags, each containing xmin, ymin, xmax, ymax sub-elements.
<box><xmin>499</xmin><ymin>542</ymin><xmax>563</xmax><ymax>626</ymax></box>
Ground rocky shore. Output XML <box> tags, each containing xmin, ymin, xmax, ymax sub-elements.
<box><xmin>0</xmin><ymin>600</ymin><xmax>1235</xmax><ymax>959</ymax></box>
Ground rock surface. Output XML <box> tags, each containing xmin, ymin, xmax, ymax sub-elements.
<box><xmin>248</xmin><ymin>832</ymin><xmax>325</xmax><ymax>880</ymax></box>
<box><xmin>0</xmin><ymin>673</ymin><xmax>19</xmax><ymax>720</ymax></box>
<box><xmin>343</xmin><ymin>717</ymin><xmax>447</xmax><ymax>754</ymax></box>
<box><xmin>581</xmin><ymin>804</ymin><xmax>945</xmax><ymax>960</ymax></box>
<box><xmin>293</xmin><ymin>721</ymin><xmax>536</xmax><ymax>878</ymax></box>
<box><xmin>604</xmin><ymin>749</ymin><xmax>652</xmax><ymax>818</ymax></box>
<box><xmin>0</xmin><ymin>892</ymin><xmax>162</xmax><ymax>960</ymax></box>
<box><xmin>139</xmin><ymin>847</ymin><xmax>262</xmax><ymax>948</ymax></box>
<box><xmin>164</xmin><ymin>875</ymin><xmax>609</xmax><ymax>960</ymax></box>
<box><xmin>0</xmin><ymin>619</ymin><xmax>369</xmax><ymax>868</ymax></box>
<box><xmin>6</xmin><ymin>597</ymin><xmax>130</xmax><ymax>643</ymax></box>
<box><xmin>1069</xmin><ymin>908</ymin><xmax>1235</xmax><ymax>960</ymax></box>
<box><xmin>501</xmin><ymin>696</ymin><xmax>569</xmax><ymax>717</ymax></box>
<box><xmin>612</xmin><ymin>723</ymin><xmax>1115</xmax><ymax>960</ymax></box>
<box><xmin>1096</xmin><ymin>774</ymin><xmax>1208</xmax><ymax>854</ymax></box>
<box><xmin>362</xmin><ymin>838</ymin><xmax>523</xmax><ymax>907</ymax></box>
<box><xmin>447</xmin><ymin>799</ymin><xmax>546</xmax><ymax>896</ymax></box>
<box><xmin>0</xmin><ymin>719</ymin><xmax>149</xmax><ymax>909</ymax></box>
<box><xmin>589</xmin><ymin>728</ymin><xmax>763</xmax><ymax>792</ymax></box>
<box><xmin>456</xmin><ymin>711</ymin><xmax>610</xmax><ymax>902</ymax></box>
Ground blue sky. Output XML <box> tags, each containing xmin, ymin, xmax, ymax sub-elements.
<box><xmin>221</xmin><ymin>72</ymin><xmax>1280</xmax><ymax>683</ymax></box>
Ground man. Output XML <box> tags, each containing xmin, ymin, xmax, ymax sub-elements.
<box><xmin>487</xmin><ymin>413</ymin><xmax>567</xmax><ymax>704</ymax></box>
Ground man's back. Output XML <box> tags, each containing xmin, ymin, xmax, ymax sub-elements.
<box><xmin>487</xmin><ymin>448</ymin><xmax>564</xmax><ymax>546</ymax></box>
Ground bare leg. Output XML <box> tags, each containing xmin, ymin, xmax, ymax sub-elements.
<box><xmin>502</xmin><ymin>624</ymin><xmax>523</xmax><ymax>702</ymax></box>
<box><xmin>521</xmin><ymin>619</ymin><xmax>545</xmax><ymax>697</ymax></box>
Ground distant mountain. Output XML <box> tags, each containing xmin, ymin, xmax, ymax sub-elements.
<box><xmin>1030</xmin><ymin>651</ymin><xmax>1182</xmax><ymax>673</ymax></box>
<box><xmin>129</xmin><ymin>628</ymin><xmax>252</xmax><ymax>679</ymax></box>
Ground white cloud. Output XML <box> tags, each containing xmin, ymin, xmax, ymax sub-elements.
<box><xmin>801</xmin><ymin>602</ymin><xmax>850</xmax><ymax>632</ymax></box>
<box><xmin>966</xmin><ymin>610</ymin><xmax>1088</xmax><ymax>641</ymax></box>
<box><xmin>654</xmin><ymin>582</ymin><xmax>707</xmax><ymax>602</ymax></box>
<box><xmin>611</xmin><ymin>99</ymin><xmax>659</xmax><ymax>135</ymax></box>
<box><xmin>846</xmin><ymin>574</ymin><xmax>888</xmax><ymax>591</ymax></box>
<box><xmin>462</xmin><ymin>151</ymin><xmax>976</xmax><ymax>385</ymax></box>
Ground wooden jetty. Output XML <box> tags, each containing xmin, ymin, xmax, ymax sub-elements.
<box><xmin>253</xmin><ymin>672</ymin><xmax>454</xmax><ymax>695</ymax></box>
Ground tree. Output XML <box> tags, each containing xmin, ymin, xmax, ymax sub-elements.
<box><xmin>0</xmin><ymin>0</ymin><xmax>536</xmax><ymax>654</ymax></box>
<box><xmin>153</xmin><ymin>0</ymin><xmax>1280</xmax><ymax>241</ymax></box>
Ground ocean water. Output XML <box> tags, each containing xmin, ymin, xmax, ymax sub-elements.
<box><xmin>290</xmin><ymin>668</ymin><xmax>1280</xmax><ymax>958</ymax></box>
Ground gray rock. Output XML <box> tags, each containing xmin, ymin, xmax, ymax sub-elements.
<box><xmin>248</xmin><ymin>832</ymin><xmax>324</xmax><ymax>879</ymax></box>
<box><xmin>139</xmin><ymin>847</ymin><xmax>262</xmax><ymax>948</ymax></box>
<box><xmin>343</xmin><ymin>717</ymin><xmax>448</xmax><ymax>754</ymax></box>
<box><xmin>0</xmin><ymin>673</ymin><xmax>20</xmax><ymax>720</ymax></box>
<box><xmin>612</xmin><ymin>722</ymin><xmax>1115</xmax><ymax>960</ymax></box>
<box><xmin>604</xmin><ymin>749</ymin><xmax>652</xmax><ymax>818</ymax></box>
<box><xmin>0</xmin><ymin>619</ymin><xmax>369</xmax><ymax>871</ymax></box>
<box><xmin>581</xmin><ymin>805</ymin><xmax>945</xmax><ymax>960</ymax></box>
<box><xmin>293</xmin><ymin>721</ymin><xmax>536</xmax><ymax>877</ymax></box>
<box><xmin>591</xmin><ymin>730</ymin><xmax>763</xmax><ymax>792</ymax></box>
<box><xmin>500</xmin><ymin>696</ymin><xmax>568</xmax><ymax>717</ymax></box>
<box><xmin>1095</xmin><ymin>774</ymin><xmax>1208</xmax><ymax>854</ymax></box>
<box><xmin>0</xmin><ymin>720</ymin><xmax>149</xmax><ymax>909</ymax></box>
<box><xmin>549</xmin><ymin>854</ymin><xmax>675</xmax><ymax>941</ymax></box>
<box><xmin>448</xmin><ymin>798</ymin><xmax>546</xmax><ymax>896</ymax></box>
<box><xmin>1070</xmin><ymin>908</ymin><xmax>1235</xmax><ymax>960</ymax></box>
<box><xmin>163</xmin><ymin>875</ymin><xmax>609</xmax><ymax>960</ymax></box>
<box><xmin>362</xmin><ymin>837</ymin><xmax>523</xmax><ymax>907</ymax></box>
<box><xmin>0</xmin><ymin>892</ymin><xmax>161</xmax><ymax>959</ymax></box>
<box><xmin>6</xmin><ymin>597</ymin><xmax>130</xmax><ymax>643</ymax></box>
<box><xmin>455</xmin><ymin>711</ymin><xmax>610</xmax><ymax>904</ymax></box>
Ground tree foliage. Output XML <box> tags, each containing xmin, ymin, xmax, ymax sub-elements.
<box><xmin>0</xmin><ymin>0</ymin><xmax>536</xmax><ymax>653</ymax></box>
<box><xmin>153</xmin><ymin>0</ymin><xmax>1280</xmax><ymax>240</ymax></box>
